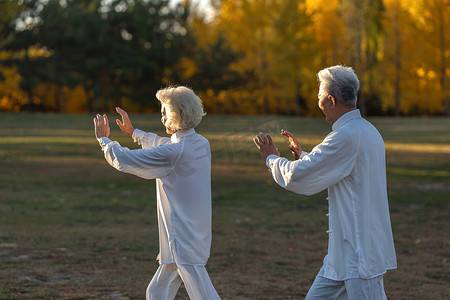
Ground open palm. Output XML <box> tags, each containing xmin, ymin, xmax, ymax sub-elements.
<box><xmin>281</xmin><ymin>129</ymin><xmax>301</xmax><ymax>160</ymax></box>
<box><xmin>115</xmin><ymin>107</ymin><xmax>135</xmax><ymax>136</ymax></box>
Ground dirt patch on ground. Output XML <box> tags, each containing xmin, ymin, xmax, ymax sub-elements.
<box><xmin>1</xmin><ymin>199</ymin><xmax>448</xmax><ymax>299</ymax></box>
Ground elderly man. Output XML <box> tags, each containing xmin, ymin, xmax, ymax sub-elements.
<box><xmin>94</xmin><ymin>86</ymin><xmax>221</xmax><ymax>300</ymax></box>
<box><xmin>253</xmin><ymin>65</ymin><xmax>396</xmax><ymax>300</ymax></box>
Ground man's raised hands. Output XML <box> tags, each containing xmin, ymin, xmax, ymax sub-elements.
<box><xmin>281</xmin><ymin>129</ymin><xmax>302</xmax><ymax>160</ymax></box>
<box><xmin>253</xmin><ymin>132</ymin><xmax>281</xmax><ymax>160</ymax></box>
<box><xmin>116</xmin><ymin>107</ymin><xmax>135</xmax><ymax>136</ymax></box>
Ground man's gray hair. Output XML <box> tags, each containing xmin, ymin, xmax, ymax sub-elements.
<box><xmin>156</xmin><ymin>86</ymin><xmax>206</xmax><ymax>132</ymax></box>
<box><xmin>317</xmin><ymin>65</ymin><xmax>360</xmax><ymax>107</ymax></box>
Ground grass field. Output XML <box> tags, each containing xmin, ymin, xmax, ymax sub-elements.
<box><xmin>0</xmin><ymin>112</ymin><xmax>449</xmax><ymax>299</ymax></box>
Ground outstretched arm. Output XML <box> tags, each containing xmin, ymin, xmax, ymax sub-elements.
<box><xmin>281</xmin><ymin>129</ymin><xmax>302</xmax><ymax>160</ymax></box>
<box><xmin>267</xmin><ymin>130</ymin><xmax>357</xmax><ymax>195</ymax></box>
<box><xmin>116</xmin><ymin>106</ymin><xmax>171</xmax><ymax>148</ymax></box>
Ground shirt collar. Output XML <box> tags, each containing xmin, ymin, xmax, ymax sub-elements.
<box><xmin>332</xmin><ymin>109</ymin><xmax>361</xmax><ymax>131</ymax></box>
<box><xmin>171</xmin><ymin>128</ymin><xmax>196</xmax><ymax>143</ymax></box>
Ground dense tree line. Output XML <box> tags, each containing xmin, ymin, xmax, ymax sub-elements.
<box><xmin>0</xmin><ymin>0</ymin><xmax>195</xmax><ymax>112</ymax></box>
<box><xmin>0</xmin><ymin>0</ymin><xmax>448</xmax><ymax>116</ymax></box>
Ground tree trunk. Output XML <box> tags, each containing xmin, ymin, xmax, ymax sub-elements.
<box><xmin>394</xmin><ymin>3</ymin><xmax>402</xmax><ymax>117</ymax></box>
<box><xmin>57</xmin><ymin>85</ymin><xmax>67</xmax><ymax>113</ymax></box>
<box><xmin>260</xmin><ymin>27</ymin><xmax>270</xmax><ymax>114</ymax></box>
<box><xmin>342</xmin><ymin>0</ymin><xmax>367</xmax><ymax>116</ymax></box>
<box><xmin>438</xmin><ymin>7</ymin><xmax>449</xmax><ymax>115</ymax></box>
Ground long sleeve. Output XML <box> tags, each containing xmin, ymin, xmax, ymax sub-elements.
<box><xmin>266</xmin><ymin>110</ymin><xmax>396</xmax><ymax>280</ymax></box>
<box><xmin>98</xmin><ymin>136</ymin><xmax>179</xmax><ymax>180</ymax></box>
<box><xmin>266</xmin><ymin>129</ymin><xmax>359</xmax><ymax>196</ymax></box>
<box><xmin>132</xmin><ymin>128</ymin><xmax>171</xmax><ymax>149</ymax></box>
<box><xmin>98</xmin><ymin>128</ymin><xmax>214</xmax><ymax>266</ymax></box>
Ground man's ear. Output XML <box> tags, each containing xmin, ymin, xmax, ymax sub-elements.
<box><xmin>329</xmin><ymin>95</ymin><xmax>337</xmax><ymax>108</ymax></box>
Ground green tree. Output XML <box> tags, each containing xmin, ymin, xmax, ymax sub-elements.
<box><xmin>2</xmin><ymin>0</ymin><xmax>193</xmax><ymax>112</ymax></box>
<box><xmin>0</xmin><ymin>0</ymin><xmax>40</xmax><ymax>110</ymax></box>
<box><xmin>179</xmin><ymin>24</ymin><xmax>245</xmax><ymax>113</ymax></box>
<box><xmin>3</xmin><ymin>0</ymin><xmax>104</xmax><ymax>112</ymax></box>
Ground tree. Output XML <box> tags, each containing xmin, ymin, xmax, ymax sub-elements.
<box><xmin>339</xmin><ymin>0</ymin><xmax>384</xmax><ymax>116</ymax></box>
<box><xmin>305</xmin><ymin>0</ymin><xmax>348</xmax><ymax>66</ymax></box>
<box><xmin>382</xmin><ymin>0</ymin><xmax>407</xmax><ymax>116</ymax></box>
<box><xmin>103</xmin><ymin>0</ymin><xmax>192</xmax><ymax>111</ymax></box>
<box><xmin>271</xmin><ymin>0</ymin><xmax>317</xmax><ymax>115</ymax></box>
<box><xmin>3</xmin><ymin>0</ymin><xmax>104</xmax><ymax>112</ymax></box>
<box><xmin>216</xmin><ymin>0</ymin><xmax>280</xmax><ymax>114</ymax></box>
<box><xmin>2</xmin><ymin>0</ymin><xmax>193</xmax><ymax>112</ymax></box>
<box><xmin>407</xmin><ymin>0</ymin><xmax>449</xmax><ymax>115</ymax></box>
<box><xmin>382</xmin><ymin>0</ymin><xmax>449</xmax><ymax>115</ymax></box>
<box><xmin>0</xmin><ymin>0</ymin><xmax>41</xmax><ymax>110</ymax></box>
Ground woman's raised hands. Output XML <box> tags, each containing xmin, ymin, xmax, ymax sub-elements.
<box><xmin>115</xmin><ymin>107</ymin><xmax>135</xmax><ymax>136</ymax></box>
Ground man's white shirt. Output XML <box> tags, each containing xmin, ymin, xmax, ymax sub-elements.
<box><xmin>266</xmin><ymin>110</ymin><xmax>397</xmax><ymax>280</ymax></box>
<box><xmin>98</xmin><ymin>128</ymin><xmax>212</xmax><ymax>266</ymax></box>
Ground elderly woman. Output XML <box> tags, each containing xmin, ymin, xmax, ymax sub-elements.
<box><xmin>94</xmin><ymin>86</ymin><xmax>221</xmax><ymax>300</ymax></box>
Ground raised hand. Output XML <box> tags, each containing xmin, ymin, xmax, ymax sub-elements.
<box><xmin>116</xmin><ymin>107</ymin><xmax>135</xmax><ymax>136</ymax></box>
<box><xmin>281</xmin><ymin>129</ymin><xmax>301</xmax><ymax>160</ymax></box>
<box><xmin>253</xmin><ymin>132</ymin><xmax>280</xmax><ymax>160</ymax></box>
<box><xmin>94</xmin><ymin>114</ymin><xmax>110</xmax><ymax>140</ymax></box>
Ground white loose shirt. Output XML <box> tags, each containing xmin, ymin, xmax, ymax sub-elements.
<box><xmin>98</xmin><ymin>128</ymin><xmax>212</xmax><ymax>266</ymax></box>
<box><xmin>266</xmin><ymin>110</ymin><xmax>397</xmax><ymax>280</ymax></box>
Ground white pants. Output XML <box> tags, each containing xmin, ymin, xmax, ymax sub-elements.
<box><xmin>306</xmin><ymin>267</ymin><xmax>387</xmax><ymax>300</ymax></box>
<box><xmin>146</xmin><ymin>263</ymin><xmax>221</xmax><ymax>300</ymax></box>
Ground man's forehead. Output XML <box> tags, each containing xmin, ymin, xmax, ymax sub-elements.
<box><xmin>318</xmin><ymin>87</ymin><xmax>325</xmax><ymax>96</ymax></box>
<box><xmin>319</xmin><ymin>84</ymin><xmax>329</xmax><ymax>94</ymax></box>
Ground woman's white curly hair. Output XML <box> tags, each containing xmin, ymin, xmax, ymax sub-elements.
<box><xmin>156</xmin><ymin>85</ymin><xmax>206</xmax><ymax>132</ymax></box>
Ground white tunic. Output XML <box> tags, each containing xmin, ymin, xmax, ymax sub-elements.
<box><xmin>98</xmin><ymin>128</ymin><xmax>212</xmax><ymax>266</ymax></box>
<box><xmin>266</xmin><ymin>110</ymin><xmax>397</xmax><ymax>280</ymax></box>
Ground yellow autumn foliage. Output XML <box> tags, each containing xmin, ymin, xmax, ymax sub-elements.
<box><xmin>0</xmin><ymin>0</ymin><xmax>448</xmax><ymax>115</ymax></box>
